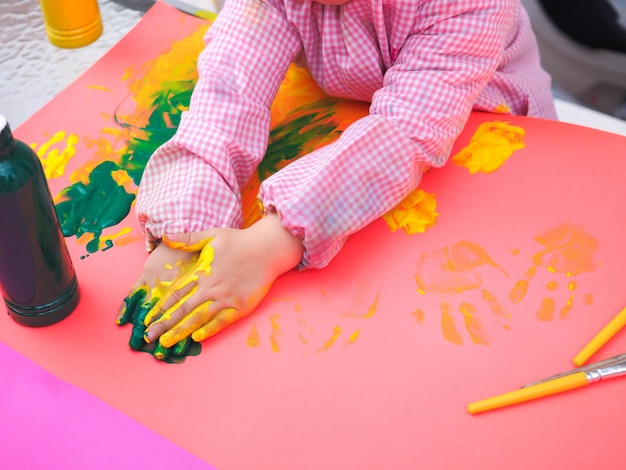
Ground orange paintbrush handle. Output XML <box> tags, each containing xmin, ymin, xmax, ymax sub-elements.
<box><xmin>467</xmin><ymin>371</ymin><xmax>589</xmax><ymax>415</ymax></box>
<box><xmin>573</xmin><ymin>306</ymin><xmax>626</xmax><ymax>366</ymax></box>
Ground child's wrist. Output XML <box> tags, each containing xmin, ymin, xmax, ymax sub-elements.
<box><xmin>251</xmin><ymin>212</ymin><xmax>304</xmax><ymax>274</ymax></box>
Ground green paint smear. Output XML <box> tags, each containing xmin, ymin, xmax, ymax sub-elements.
<box><xmin>55</xmin><ymin>60</ymin><xmax>344</xmax><ymax>255</ymax></box>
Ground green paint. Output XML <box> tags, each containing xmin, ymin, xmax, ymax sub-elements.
<box><xmin>117</xmin><ymin>286</ymin><xmax>148</xmax><ymax>325</ymax></box>
<box><xmin>260</xmin><ymin>98</ymin><xmax>342</xmax><ymax>180</ymax></box>
<box><xmin>55</xmin><ymin>161</ymin><xmax>135</xmax><ymax>253</ymax></box>
<box><xmin>128</xmin><ymin>297</ymin><xmax>157</xmax><ymax>351</ymax></box>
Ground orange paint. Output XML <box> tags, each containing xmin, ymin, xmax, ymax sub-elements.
<box><xmin>482</xmin><ymin>289</ymin><xmax>510</xmax><ymax>326</ymax></box>
<box><xmin>460</xmin><ymin>302</ymin><xmax>490</xmax><ymax>346</ymax></box>
<box><xmin>415</xmin><ymin>241</ymin><xmax>503</xmax><ymax>295</ymax></box>
<box><xmin>583</xmin><ymin>293</ymin><xmax>594</xmax><ymax>305</ymax></box>
<box><xmin>411</xmin><ymin>308</ymin><xmax>426</xmax><ymax>324</ymax></box>
<box><xmin>537</xmin><ymin>297</ymin><xmax>555</xmax><ymax>322</ymax></box>
<box><xmin>546</xmin><ymin>281</ymin><xmax>558</xmax><ymax>291</ymax></box>
<box><xmin>533</xmin><ymin>223</ymin><xmax>598</xmax><ymax>276</ymax></box>
<box><xmin>509</xmin><ymin>280</ymin><xmax>528</xmax><ymax>304</ymax></box>
<box><xmin>441</xmin><ymin>302</ymin><xmax>463</xmax><ymax>345</ymax></box>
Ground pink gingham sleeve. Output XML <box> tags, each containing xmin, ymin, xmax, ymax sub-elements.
<box><xmin>136</xmin><ymin>0</ymin><xmax>300</xmax><ymax>247</ymax></box>
<box><xmin>261</xmin><ymin>0</ymin><xmax>553</xmax><ymax>269</ymax></box>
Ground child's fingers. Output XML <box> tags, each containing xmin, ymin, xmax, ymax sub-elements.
<box><xmin>191</xmin><ymin>308</ymin><xmax>239</xmax><ymax>342</ymax></box>
<box><xmin>156</xmin><ymin>301</ymin><xmax>217</xmax><ymax>348</ymax></box>
<box><xmin>143</xmin><ymin>272</ymin><xmax>200</xmax><ymax>325</ymax></box>
<box><xmin>116</xmin><ymin>285</ymin><xmax>148</xmax><ymax>325</ymax></box>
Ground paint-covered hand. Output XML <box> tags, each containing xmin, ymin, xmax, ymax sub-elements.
<box><xmin>116</xmin><ymin>242</ymin><xmax>199</xmax><ymax>350</ymax></box>
<box><xmin>142</xmin><ymin>213</ymin><xmax>305</xmax><ymax>348</ymax></box>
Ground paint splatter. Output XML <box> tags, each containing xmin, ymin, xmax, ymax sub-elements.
<box><xmin>318</xmin><ymin>326</ymin><xmax>342</xmax><ymax>352</ymax></box>
<box><xmin>383</xmin><ymin>188</ymin><xmax>439</xmax><ymax>234</ymax></box>
<box><xmin>452</xmin><ymin>121</ymin><xmax>525</xmax><ymax>173</ymax></box>
<box><xmin>32</xmin><ymin>131</ymin><xmax>79</xmax><ymax>179</ymax></box>
<box><xmin>270</xmin><ymin>314</ymin><xmax>282</xmax><ymax>353</ymax></box>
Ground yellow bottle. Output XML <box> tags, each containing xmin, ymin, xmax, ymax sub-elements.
<box><xmin>39</xmin><ymin>0</ymin><xmax>103</xmax><ymax>48</ymax></box>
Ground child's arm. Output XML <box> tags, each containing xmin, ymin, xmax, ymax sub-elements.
<box><xmin>260</xmin><ymin>0</ymin><xmax>541</xmax><ymax>270</ymax></box>
<box><xmin>136</xmin><ymin>0</ymin><xmax>302</xmax><ymax>245</ymax></box>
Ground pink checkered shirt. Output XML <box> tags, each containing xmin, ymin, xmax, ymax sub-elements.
<box><xmin>137</xmin><ymin>0</ymin><xmax>557</xmax><ymax>268</ymax></box>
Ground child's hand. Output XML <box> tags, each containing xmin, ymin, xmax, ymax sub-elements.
<box><xmin>116</xmin><ymin>242</ymin><xmax>198</xmax><ymax>333</ymax></box>
<box><xmin>142</xmin><ymin>213</ymin><xmax>304</xmax><ymax>348</ymax></box>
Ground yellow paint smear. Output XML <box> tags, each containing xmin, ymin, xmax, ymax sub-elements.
<box><xmin>452</xmin><ymin>121</ymin><xmax>525</xmax><ymax>173</ymax></box>
<box><xmin>383</xmin><ymin>188</ymin><xmax>438</xmax><ymax>234</ymax></box>
<box><xmin>33</xmin><ymin>131</ymin><xmax>79</xmax><ymax>179</ymax></box>
<box><xmin>318</xmin><ymin>326</ymin><xmax>342</xmax><ymax>352</ymax></box>
<box><xmin>347</xmin><ymin>329</ymin><xmax>360</xmax><ymax>344</ymax></box>
<box><xmin>247</xmin><ymin>323</ymin><xmax>261</xmax><ymax>348</ymax></box>
<box><xmin>270</xmin><ymin>314</ymin><xmax>281</xmax><ymax>352</ymax></box>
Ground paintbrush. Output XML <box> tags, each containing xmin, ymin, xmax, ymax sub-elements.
<box><xmin>467</xmin><ymin>353</ymin><xmax>626</xmax><ymax>414</ymax></box>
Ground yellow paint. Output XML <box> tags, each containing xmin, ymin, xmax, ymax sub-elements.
<box><xmin>270</xmin><ymin>314</ymin><xmax>281</xmax><ymax>352</ymax></box>
<box><xmin>411</xmin><ymin>308</ymin><xmax>426</xmax><ymax>324</ymax></box>
<box><xmin>32</xmin><ymin>130</ymin><xmax>79</xmax><ymax>179</ymax></box>
<box><xmin>144</xmin><ymin>242</ymin><xmax>214</xmax><ymax>325</ymax></box>
<box><xmin>537</xmin><ymin>297</ymin><xmax>555</xmax><ymax>322</ymax></box>
<box><xmin>98</xmin><ymin>226</ymin><xmax>135</xmax><ymax>248</ymax></box>
<box><xmin>568</xmin><ymin>281</ymin><xmax>577</xmax><ymax>291</ymax></box>
<box><xmin>441</xmin><ymin>302</ymin><xmax>463</xmax><ymax>345</ymax></box>
<box><xmin>452</xmin><ymin>121</ymin><xmax>525</xmax><ymax>173</ymax></box>
<box><xmin>460</xmin><ymin>302</ymin><xmax>490</xmax><ymax>345</ymax></box>
<box><xmin>122</xmin><ymin>25</ymin><xmax>207</xmax><ymax>130</ymax></box>
<box><xmin>347</xmin><ymin>329</ymin><xmax>361</xmax><ymax>344</ymax></box>
<box><xmin>88</xmin><ymin>84</ymin><xmax>112</xmax><ymax>92</ymax></box>
<box><xmin>247</xmin><ymin>323</ymin><xmax>261</xmax><ymax>348</ymax></box>
<box><xmin>383</xmin><ymin>188</ymin><xmax>438</xmax><ymax>234</ymax></box>
<box><xmin>318</xmin><ymin>326</ymin><xmax>342</xmax><ymax>352</ymax></box>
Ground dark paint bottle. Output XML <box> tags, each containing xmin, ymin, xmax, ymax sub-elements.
<box><xmin>0</xmin><ymin>115</ymin><xmax>79</xmax><ymax>326</ymax></box>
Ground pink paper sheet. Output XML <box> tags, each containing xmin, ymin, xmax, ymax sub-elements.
<box><xmin>0</xmin><ymin>342</ymin><xmax>211</xmax><ymax>468</ymax></box>
<box><xmin>2</xmin><ymin>2</ymin><xmax>626</xmax><ymax>468</ymax></box>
